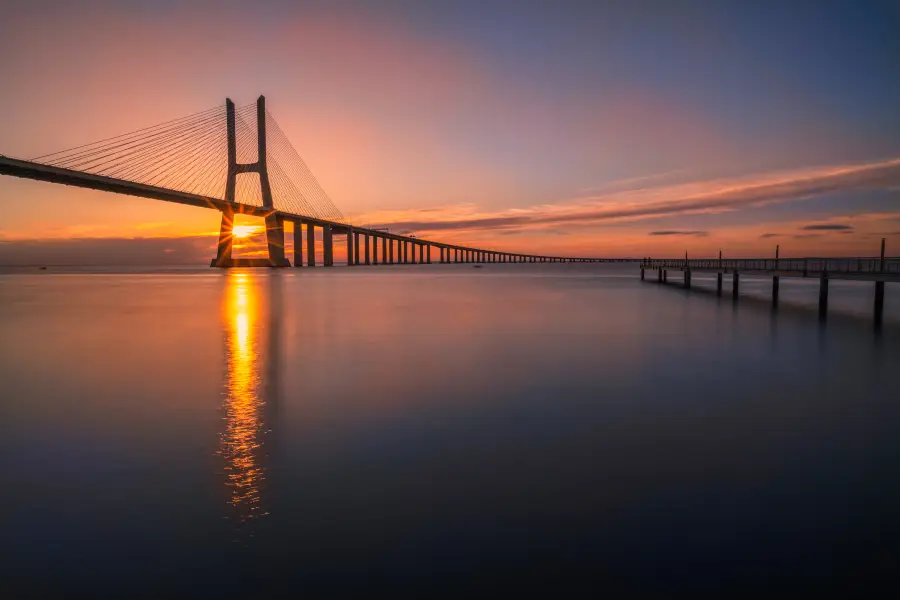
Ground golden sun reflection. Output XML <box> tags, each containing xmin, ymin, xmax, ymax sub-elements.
<box><xmin>220</xmin><ymin>272</ymin><xmax>268</xmax><ymax>528</ymax></box>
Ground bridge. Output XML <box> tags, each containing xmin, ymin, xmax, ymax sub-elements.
<box><xmin>641</xmin><ymin>245</ymin><xmax>898</xmax><ymax>329</ymax></box>
<box><xmin>0</xmin><ymin>96</ymin><xmax>611</xmax><ymax>268</ymax></box>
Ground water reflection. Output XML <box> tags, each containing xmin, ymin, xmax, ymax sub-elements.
<box><xmin>219</xmin><ymin>272</ymin><xmax>279</xmax><ymax>535</ymax></box>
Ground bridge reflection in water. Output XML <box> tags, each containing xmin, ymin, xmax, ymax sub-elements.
<box><xmin>219</xmin><ymin>272</ymin><xmax>281</xmax><ymax>537</ymax></box>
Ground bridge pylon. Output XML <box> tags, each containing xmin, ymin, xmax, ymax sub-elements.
<box><xmin>211</xmin><ymin>95</ymin><xmax>290</xmax><ymax>268</ymax></box>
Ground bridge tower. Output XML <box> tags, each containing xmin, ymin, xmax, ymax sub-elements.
<box><xmin>212</xmin><ymin>95</ymin><xmax>290</xmax><ymax>267</ymax></box>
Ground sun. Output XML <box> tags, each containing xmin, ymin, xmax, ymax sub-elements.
<box><xmin>233</xmin><ymin>225</ymin><xmax>258</xmax><ymax>239</ymax></box>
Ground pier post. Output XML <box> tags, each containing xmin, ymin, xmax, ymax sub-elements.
<box><xmin>875</xmin><ymin>238</ymin><xmax>886</xmax><ymax>331</ymax></box>
<box><xmin>733</xmin><ymin>271</ymin><xmax>739</xmax><ymax>301</ymax></box>
<box><xmin>354</xmin><ymin>232</ymin><xmax>361</xmax><ymax>265</ymax></box>
<box><xmin>372</xmin><ymin>235</ymin><xmax>378</xmax><ymax>265</ymax></box>
<box><xmin>364</xmin><ymin>233</ymin><xmax>370</xmax><ymax>265</ymax></box>
<box><xmin>663</xmin><ymin>270</ymin><xmax>667</xmax><ymax>283</ymax></box>
<box><xmin>875</xmin><ymin>281</ymin><xmax>885</xmax><ymax>330</ymax></box>
<box><xmin>427</xmin><ymin>245</ymin><xmax>432</xmax><ymax>264</ymax></box>
<box><xmin>388</xmin><ymin>238</ymin><xmax>394</xmax><ymax>264</ymax></box>
<box><xmin>772</xmin><ymin>276</ymin><xmax>780</xmax><ymax>307</ymax></box>
<box><xmin>323</xmin><ymin>224</ymin><xmax>333</xmax><ymax>266</ymax></box>
<box><xmin>772</xmin><ymin>244</ymin><xmax>780</xmax><ymax>307</ymax></box>
<box><xmin>685</xmin><ymin>269</ymin><xmax>691</xmax><ymax>289</ymax></box>
<box><xmin>419</xmin><ymin>244</ymin><xmax>425</xmax><ymax>264</ymax></box>
<box><xmin>293</xmin><ymin>221</ymin><xmax>303</xmax><ymax>267</ymax></box>
<box><xmin>641</xmin><ymin>268</ymin><xmax>645</xmax><ymax>281</ymax></box>
<box><xmin>717</xmin><ymin>272</ymin><xmax>722</xmax><ymax>296</ymax></box>
<box><xmin>306</xmin><ymin>223</ymin><xmax>316</xmax><ymax>266</ymax></box>
<box><xmin>382</xmin><ymin>237</ymin><xmax>387</xmax><ymax>264</ymax></box>
<box><xmin>819</xmin><ymin>274</ymin><xmax>829</xmax><ymax>322</ymax></box>
<box><xmin>658</xmin><ymin>268</ymin><xmax>663</xmax><ymax>283</ymax></box>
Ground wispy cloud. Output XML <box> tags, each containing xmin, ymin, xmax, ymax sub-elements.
<box><xmin>801</xmin><ymin>224</ymin><xmax>853</xmax><ymax>231</ymax></box>
<box><xmin>358</xmin><ymin>157</ymin><xmax>900</xmax><ymax>235</ymax></box>
<box><xmin>759</xmin><ymin>233</ymin><xmax>783</xmax><ymax>238</ymax></box>
<box><xmin>649</xmin><ymin>230</ymin><xmax>708</xmax><ymax>237</ymax></box>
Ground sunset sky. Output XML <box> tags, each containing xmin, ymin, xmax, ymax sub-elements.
<box><xmin>1</xmin><ymin>0</ymin><xmax>899</xmax><ymax>263</ymax></box>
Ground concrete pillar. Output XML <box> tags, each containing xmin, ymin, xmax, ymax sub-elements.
<box><xmin>307</xmin><ymin>223</ymin><xmax>316</xmax><ymax>266</ymax></box>
<box><xmin>293</xmin><ymin>221</ymin><xmax>303</xmax><ymax>267</ymax></box>
<box><xmin>874</xmin><ymin>281</ymin><xmax>885</xmax><ymax>330</ymax></box>
<box><xmin>388</xmin><ymin>238</ymin><xmax>394</xmax><ymax>264</ymax></box>
<box><xmin>641</xmin><ymin>268</ymin><xmax>644</xmax><ymax>280</ymax></box>
<box><xmin>364</xmin><ymin>233</ymin><xmax>371</xmax><ymax>265</ymax></box>
<box><xmin>772</xmin><ymin>276</ymin><xmax>780</xmax><ymax>307</ymax></box>
<box><xmin>733</xmin><ymin>271</ymin><xmax>740</xmax><ymax>301</ymax></box>
<box><xmin>657</xmin><ymin>268</ymin><xmax>662</xmax><ymax>283</ymax></box>
<box><xmin>346</xmin><ymin>228</ymin><xmax>354</xmax><ymax>266</ymax></box>
<box><xmin>716</xmin><ymin>272</ymin><xmax>723</xmax><ymax>296</ymax></box>
<box><xmin>354</xmin><ymin>232</ymin><xmax>361</xmax><ymax>265</ymax></box>
<box><xmin>419</xmin><ymin>244</ymin><xmax>425</xmax><ymax>264</ymax></box>
<box><xmin>685</xmin><ymin>270</ymin><xmax>691</xmax><ymax>289</ymax></box>
<box><xmin>427</xmin><ymin>245</ymin><xmax>432</xmax><ymax>264</ymax></box>
<box><xmin>382</xmin><ymin>236</ymin><xmax>388</xmax><ymax>264</ymax></box>
<box><xmin>323</xmin><ymin>224</ymin><xmax>333</xmax><ymax>266</ymax></box>
<box><xmin>264</xmin><ymin>214</ymin><xmax>289</xmax><ymax>267</ymax></box>
<box><xmin>372</xmin><ymin>235</ymin><xmax>378</xmax><ymax>265</ymax></box>
<box><xmin>411</xmin><ymin>242</ymin><xmax>417</xmax><ymax>264</ymax></box>
<box><xmin>403</xmin><ymin>241</ymin><xmax>408</xmax><ymax>264</ymax></box>
<box><xmin>663</xmin><ymin>270</ymin><xmax>667</xmax><ymax>283</ymax></box>
<box><xmin>819</xmin><ymin>275</ymin><xmax>829</xmax><ymax>322</ymax></box>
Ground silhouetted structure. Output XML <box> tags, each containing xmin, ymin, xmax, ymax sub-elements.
<box><xmin>0</xmin><ymin>96</ymin><xmax>610</xmax><ymax>267</ymax></box>
<box><xmin>641</xmin><ymin>240</ymin><xmax>898</xmax><ymax>329</ymax></box>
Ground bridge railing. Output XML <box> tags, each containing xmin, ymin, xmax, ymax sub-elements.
<box><xmin>640</xmin><ymin>257</ymin><xmax>900</xmax><ymax>275</ymax></box>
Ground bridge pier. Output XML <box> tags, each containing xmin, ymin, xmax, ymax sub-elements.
<box><xmin>388</xmin><ymin>238</ymin><xmax>394</xmax><ymax>264</ymax></box>
<box><xmin>293</xmin><ymin>221</ymin><xmax>303</xmax><ymax>267</ymax></box>
<box><xmin>354</xmin><ymin>232</ymin><xmax>361</xmax><ymax>265</ymax></box>
<box><xmin>265</xmin><ymin>214</ymin><xmax>290</xmax><ymax>267</ymax></box>
<box><xmin>382</xmin><ymin>236</ymin><xmax>388</xmax><ymax>264</ymax></box>
<box><xmin>346</xmin><ymin>228</ymin><xmax>354</xmax><ymax>266</ymax></box>
<box><xmin>307</xmin><ymin>223</ymin><xmax>316</xmax><ymax>266</ymax></box>
<box><xmin>211</xmin><ymin>208</ymin><xmax>234</xmax><ymax>267</ymax></box>
<box><xmin>372</xmin><ymin>235</ymin><xmax>378</xmax><ymax>265</ymax></box>
<box><xmin>364</xmin><ymin>233</ymin><xmax>371</xmax><ymax>265</ymax></box>
<box><xmin>323</xmin><ymin>224</ymin><xmax>333</xmax><ymax>266</ymax></box>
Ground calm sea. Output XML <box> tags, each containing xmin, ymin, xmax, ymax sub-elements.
<box><xmin>1</xmin><ymin>264</ymin><xmax>899</xmax><ymax>594</ymax></box>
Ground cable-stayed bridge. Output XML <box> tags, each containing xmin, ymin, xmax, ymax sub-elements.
<box><xmin>0</xmin><ymin>96</ymin><xmax>606</xmax><ymax>267</ymax></box>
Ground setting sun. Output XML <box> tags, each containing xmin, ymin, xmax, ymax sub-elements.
<box><xmin>232</xmin><ymin>225</ymin><xmax>258</xmax><ymax>239</ymax></box>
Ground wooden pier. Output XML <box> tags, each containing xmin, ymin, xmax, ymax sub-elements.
<box><xmin>641</xmin><ymin>241</ymin><xmax>897</xmax><ymax>329</ymax></box>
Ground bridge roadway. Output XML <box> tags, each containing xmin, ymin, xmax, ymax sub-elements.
<box><xmin>0</xmin><ymin>154</ymin><xmax>633</xmax><ymax>268</ymax></box>
<box><xmin>640</xmin><ymin>250</ymin><xmax>897</xmax><ymax>329</ymax></box>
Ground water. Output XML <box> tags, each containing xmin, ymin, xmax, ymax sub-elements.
<box><xmin>1</xmin><ymin>264</ymin><xmax>899</xmax><ymax>594</ymax></box>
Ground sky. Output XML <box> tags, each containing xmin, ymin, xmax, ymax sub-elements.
<box><xmin>1</xmin><ymin>0</ymin><xmax>899</xmax><ymax>263</ymax></box>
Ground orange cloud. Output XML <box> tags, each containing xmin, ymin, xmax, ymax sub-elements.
<box><xmin>356</xmin><ymin>157</ymin><xmax>900</xmax><ymax>236</ymax></box>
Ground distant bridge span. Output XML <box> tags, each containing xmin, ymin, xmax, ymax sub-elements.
<box><xmin>0</xmin><ymin>96</ymin><xmax>624</xmax><ymax>267</ymax></box>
